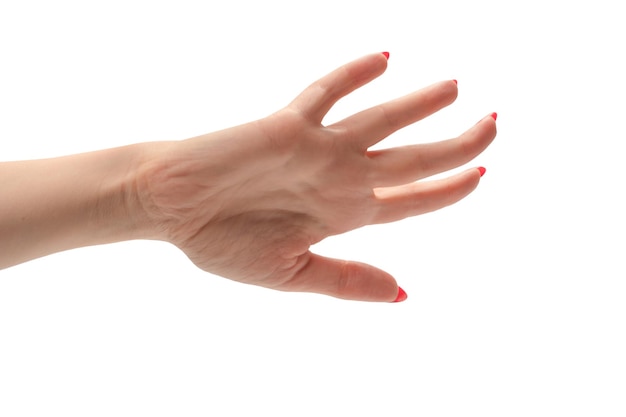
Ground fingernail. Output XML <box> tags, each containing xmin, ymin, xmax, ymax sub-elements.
<box><xmin>452</xmin><ymin>79</ymin><xmax>458</xmax><ymax>85</ymax></box>
<box><xmin>393</xmin><ymin>287</ymin><xmax>407</xmax><ymax>303</ymax></box>
<box><xmin>490</xmin><ymin>112</ymin><xmax>498</xmax><ymax>121</ymax></box>
<box><xmin>477</xmin><ymin>167</ymin><xmax>486</xmax><ymax>177</ymax></box>
<box><xmin>381</xmin><ymin>51</ymin><xmax>390</xmax><ymax>59</ymax></box>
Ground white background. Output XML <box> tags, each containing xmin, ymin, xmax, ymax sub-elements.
<box><xmin>1</xmin><ymin>1</ymin><xmax>625</xmax><ymax>415</ymax></box>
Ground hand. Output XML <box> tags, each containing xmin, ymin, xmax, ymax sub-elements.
<box><xmin>138</xmin><ymin>53</ymin><xmax>497</xmax><ymax>302</ymax></box>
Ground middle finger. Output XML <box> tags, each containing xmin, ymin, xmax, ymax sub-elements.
<box><xmin>366</xmin><ymin>113</ymin><xmax>497</xmax><ymax>187</ymax></box>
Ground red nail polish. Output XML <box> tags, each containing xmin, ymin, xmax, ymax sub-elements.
<box><xmin>490</xmin><ymin>112</ymin><xmax>497</xmax><ymax>121</ymax></box>
<box><xmin>452</xmin><ymin>79</ymin><xmax>458</xmax><ymax>85</ymax></box>
<box><xmin>381</xmin><ymin>51</ymin><xmax>390</xmax><ymax>59</ymax></box>
<box><xmin>393</xmin><ymin>287</ymin><xmax>407</xmax><ymax>303</ymax></box>
<box><xmin>477</xmin><ymin>167</ymin><xmax>486</xmax><ymax>177</ymax></box>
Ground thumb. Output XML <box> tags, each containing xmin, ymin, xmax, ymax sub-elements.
<box><xmin>284</xmin><ymin>252</ymin><xmax>406</xmax><ymax>302</ymax></box>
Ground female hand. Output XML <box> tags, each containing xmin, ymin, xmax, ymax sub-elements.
<box><xmin>138</xmin><ymin>52</ymin><xmax>497</xmax><ymax>302</ymax></box>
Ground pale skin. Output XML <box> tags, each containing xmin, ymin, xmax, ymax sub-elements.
<box><xmin>0</xmin><ymin>53</ymin><xmax>496</xmax><ymax>302</ymax></box>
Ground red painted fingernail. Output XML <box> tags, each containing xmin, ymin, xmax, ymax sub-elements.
<box><xmin>381</xmin><ymin>51</ymin><xmax>390</xmax><ymax>59</ymax></box>
<box><xmin>393</xmin><ymin>287</ymin><xmax>407</xmax><ymax>303</ymax></box>
<box><xmin>452</xmin><ymin>79</ymin><xmax>458</xmax><ymax>85</ymax></box>
<box><xmin>490</xmin><ymin>112</ymin><xmax>498</xmax><ymax>121</ymax></box>
<box><xmin>477</xmin><ymin>167</ymin><xmax>486</xmax><ymax>177</ymax></box>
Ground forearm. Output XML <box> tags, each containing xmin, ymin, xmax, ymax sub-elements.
<box><xmin>0</xmin><ymin>143</ymin><xmax>160</xmax><ymax>269</ymax></box>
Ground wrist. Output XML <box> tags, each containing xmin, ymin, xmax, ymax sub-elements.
<box><xmin>93</xmin><ymin>143</ymin><xmax>155</xmax><ymax>243</ymax></box>
<box><xmin>105</xmin><ymin>141</ymin><xmax>178</xmax><ymax>243</ymax></box>
<box><xmin>130</xmin><ymin>140</ymin><xmax>185</xmax><ymax>243</ymax></box>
